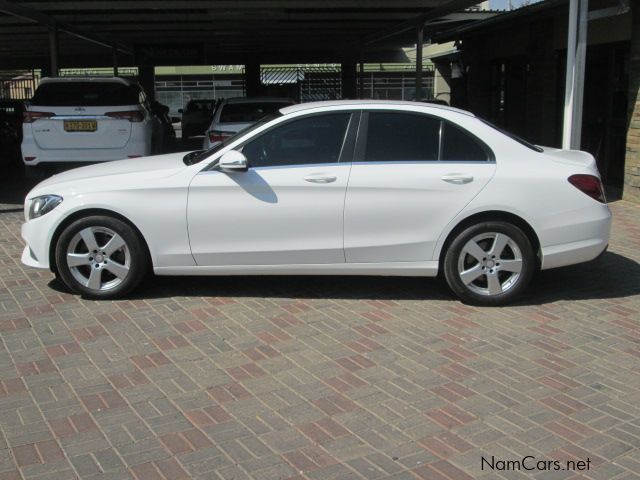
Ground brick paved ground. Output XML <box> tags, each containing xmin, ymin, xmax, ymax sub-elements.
<box><xmin>0</xmin><ymin>191</ymin><xmax>639</xmax><ymax>480</ymax></box>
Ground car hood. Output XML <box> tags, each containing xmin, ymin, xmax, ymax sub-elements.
<box><xmin>27</xmin><ymin>152</ymin><xmax>192</xmax><ymax>198</ymax></box>
<box><xmin>30</xmin><ymin>153</ymin><xmax>189</xmax><ymax>194</ymax></box>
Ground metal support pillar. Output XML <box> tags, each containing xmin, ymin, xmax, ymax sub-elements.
<box><xmin>245</xmin><ymin>62</ymin><xmax>261</xmax><ymax>97</ymax></box>
<box><xmin>48</xmin><ymin>23</ymin><xmax>58</xmax><ymax>77</ymax></box>
<box><xmin>415</xmin><ymin>24</ymin><xmax>424</xmax><ymax>101</ymax></box>
<box><xmin>358</xmin><ymin>55</ymin><xmax>364</xmax><ymax>99</ymax></box>
<box><xmin>341</xmin><ymin>59</ymin><xmax>357</xmax><ymax>99</ymax></box>
<box><xmin>113</xmin><ymin>44</ymin><xmax>119</xmax><ymax>76</ymax></box>
<box><xmin>562</xmin><ymin>0</ymin><xmax>589</xmax><ymax>149</ymax></box>
<box><xmin>138</xmin><ymin>65</ymin><xmax>155</xmax><ymax>100</ymax></box>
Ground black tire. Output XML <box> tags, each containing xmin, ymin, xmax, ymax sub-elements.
<box><xmin>443</xmin><ymin>221</ymin><xmax>536</xmax><ymax>306</ymax></box>
<box><xmin>54</xmin><ymin>215</ymin><xmax>148</xmax><ymax>300</ymax></box>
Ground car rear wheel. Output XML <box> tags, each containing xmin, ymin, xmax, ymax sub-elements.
<box><xmin>55</xmin><ymin>215</ymin><xmax>148</xmax><ymax>299</ymax></box>
<box><xmin>443</xmin><ymin>221</ymin><xmax>535</xmax><ymax>306</ymax></box>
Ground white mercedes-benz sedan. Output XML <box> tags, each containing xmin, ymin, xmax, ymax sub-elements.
<box><xmin>21</xmin><ymin>100</ymin><xmax>611</xmax><ymax>305</ymax></box>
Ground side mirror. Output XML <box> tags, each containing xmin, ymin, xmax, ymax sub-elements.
<box><xmin>218</xmin><ymin>150</ymin><xmax>248</xmax><ymax>172</ymax></box>
<box><xmin>178</xmin><ymin>108</ymin><xmax>183</xmax><ymax>114</ymax></box>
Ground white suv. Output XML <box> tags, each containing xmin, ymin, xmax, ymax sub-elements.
<box><xmin>22</xmin><ymin>77</ymin><xmax>161</xmax><ymax>167</ymax></box>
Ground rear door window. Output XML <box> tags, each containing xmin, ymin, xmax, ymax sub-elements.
<box><xmin>364</xmin><ymin>112</ymin><xmax>441</xmax><ymax>162</ymax></box>
<box><xmin>31</xmin><ymin>82</ymin><xmax>140</xmax><ymax>107</ymax></box>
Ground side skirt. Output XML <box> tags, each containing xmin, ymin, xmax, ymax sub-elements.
<box><xmin>154</xmin><ymin>261</ymin><xmax>439</xmax><ymax>277</ymax></box>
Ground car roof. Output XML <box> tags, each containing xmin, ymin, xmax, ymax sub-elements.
<box><xmin>39</xmin><ymin>76</ymin><xmax>134</xmax><ymax>86</ymax></box>
<box><xmin>221</xmin><ymin>96</ymin><xmax>295</xmax><ymax>105</ymax></box>
<box><xmin>279</xmin><ymin>99</ymin><xmax>475</xmax><ymax>117</ymax></box>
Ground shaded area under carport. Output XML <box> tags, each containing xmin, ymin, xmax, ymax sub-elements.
<box><xmin>0</xmin><ymin>0</ymin><xmax>484</xmax><ymax>100</ymax></box>
<box><xmin>0</xmin><ymin>0</ymin><xmax>481</xmax><ymax>67</ymax></box>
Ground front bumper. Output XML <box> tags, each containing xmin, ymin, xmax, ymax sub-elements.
<box><xmin>21</xmin><ymin>245</ymin><xmax>45</xmax><ymax>268</ymax></box>
<box><xmin>21</xmin><ymin>209</ymin><xmax>64</xmax><ymax>270</ymax></box>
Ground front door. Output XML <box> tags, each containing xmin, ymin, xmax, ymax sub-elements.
<box><xmin>187</xmin><ymin>111</ymin><xmax>355</xmax><ymax>266</ymax></box>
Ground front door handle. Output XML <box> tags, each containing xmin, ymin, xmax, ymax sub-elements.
<box><xmin>304</xmin><ymin>174</ymin><xmax>337</xmax><ymax>184</ymax></box>
<box><xmin>441</xmin><ymin>173</ymin><xmax>474</xmax><ymax>185</ymax></box>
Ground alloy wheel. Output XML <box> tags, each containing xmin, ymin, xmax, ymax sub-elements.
<box><xmin>66</xmin><ymin>226</ymin><xmax>131</xmax><ymax>291</ymax></box>
<box><xmin>456</xmin><ymin>232</ymin><xmax>523</xmax><ymax>296</ymax></box>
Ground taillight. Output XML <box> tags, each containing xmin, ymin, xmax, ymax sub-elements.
<box><xmin>568</xmin><ymin>174</ymin><xmax>606</xmax><ymax>203</ymax></box>
<box><xmin>23</xmin><ymin>111</ymin><xmax>54</xmax><ymax>123</ymax></box>
<box><xmin>208</xmin><ymin>130</ymin><xmax>232</xmax><ymax>144</ymax></box>
<box><xmin>106</xmin><ymin>110</ymin><xmax>144</xmax><ymax>122</ymax></box>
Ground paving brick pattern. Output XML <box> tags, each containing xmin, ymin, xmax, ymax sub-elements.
<box><xmin>0</xmin><ymin>199</ymin><xmax>639</xmax><ymax>479</ymax></box>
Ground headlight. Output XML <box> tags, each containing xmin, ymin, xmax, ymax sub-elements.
<box><xmin>28</xmin><ymin>195</ymin><xmax>62</xmax><ymax>220</ymax></box>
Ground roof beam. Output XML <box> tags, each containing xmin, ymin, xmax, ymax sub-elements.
<box><xmin>21</xmin><ymin>1</ymin><xmax>450</xmax><ymax>10</ymax></box>
<box><xmin>353</xmin><ymin>0</ymin><xmax>480</xmax><ymax>48</ymax></box>
<box><xmin>0</xmin><ymin>0</ymin><xmax>132</xmax><ymax>55</ymax></box>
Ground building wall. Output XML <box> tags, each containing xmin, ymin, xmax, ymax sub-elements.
<box><xmin>433</xmin><ymin>62</ymin><xmax>452</xmax><ymax>104</ymax></box>
<box><xmin>447</xmin><ymin>5</ymin><xmax>635</xmax><ymax>197</ymax></box>
<box><xmin>457</xmin><ymin>16</ymin><xmax>559</xmax><ymax>147</ymax></box>
<box><xmin>525</xmin><ymin>18</ymin><xmax>558</xmax><ymax>147</ymax></box>
<box><xmin>624</xmin><ymin>3</ymin><xmax>640</xmax><ymax>202</ymax></box>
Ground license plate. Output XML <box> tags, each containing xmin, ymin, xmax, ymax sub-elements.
<box><xmin>64</xmin><ymin>120</ymin><xmax>97</xmax><ymax>132</ymax></box>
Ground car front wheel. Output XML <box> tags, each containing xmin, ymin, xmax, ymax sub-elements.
<box><xmin>54</xmin><ymin>215</ymin><xmax>148</xmax><ymax>299</ymax></box>
<box><xmin>443</xmin><ymin>221</ymin><xmax>535</xmax><ymax>306</ymax></box>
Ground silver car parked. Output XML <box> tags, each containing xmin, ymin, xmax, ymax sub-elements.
<box><xmin>202</xmin><ymin>97</ymin><xmax>294</xmax><ymax>149</ymax></box>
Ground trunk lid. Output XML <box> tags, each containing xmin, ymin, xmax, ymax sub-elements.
<box><xmin>27</xmin><ymin>105</ymin><xmax>135</xmax><ymax>150</ymax></box>
<box><xmin>541</xmin><ymin>147</ymin><xmax>599</xmax><ymax>173</ymax></box>
<box><xmin>215</xmin><ymin>121</ymin><xmax>251</xmax><ymax>134</ymax></box>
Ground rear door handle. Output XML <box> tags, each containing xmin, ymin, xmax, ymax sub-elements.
<box><xmin>304</xmin><ymin>174</ymin><xmax>337</xmax><ymax>184</ymax></box>
<box><xmin>441</xmin><ymin>173</ymin><xmax>474</xmax><ymax>185</ymax></box>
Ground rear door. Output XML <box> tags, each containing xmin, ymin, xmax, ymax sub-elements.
<box><xmin>27</xmin><ymin>81</ymin><xmax>139</xmax><ymax>150</ymax></box>
<box><xmin>344</xmin><ymin>111</ymin><xmax>496</xmax><ymax>263</ymax></box>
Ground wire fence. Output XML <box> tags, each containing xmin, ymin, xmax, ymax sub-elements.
<box><xmin>0</xmin><ymin>65</ymin><xmax>436</xmax><ymax>107</ymax></box>
<box><xmin>0</xmin><ymin>71</ymin><xmax>38</xmax><ymax>100</ymax></box>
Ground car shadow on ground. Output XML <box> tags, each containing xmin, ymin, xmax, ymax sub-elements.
<box><xmin>47</xmin><ymin>251</ymin><xmax>640</xmax><ymax>306</ymax></box>
<box><xmin>521</xmin><ymin>251</ymin><xmax>640</xmax><ymax>304</ymax></box>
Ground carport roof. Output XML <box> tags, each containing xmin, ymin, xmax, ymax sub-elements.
<box><xmin>1</xmin><ymin>0</ymin><xmax>484</xmax><ymax>69</ymax></box>
<box><xmin>432</xmin><ymin>0</ymin><xmax>567</xmax><ymax>42</ymax></box>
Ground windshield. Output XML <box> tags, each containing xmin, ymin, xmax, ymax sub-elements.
<box><xmin>32</xmin><ymin>82</ymin><xmax>140</xmax><ymax>107</ymax></box>
<box><xmin>219</xmin><ymin>102</ymin><xmax>291</xmax><ymax>123</ymax></box>
<box><xmin>183</xmin><ymin>112</ymin><xmax>282</xmax><ymax>165</ymax></box>
<box><xmin>186</xmin><ymin>100</ymin><xmax>215</xmax><ymax>112</ymax></box>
